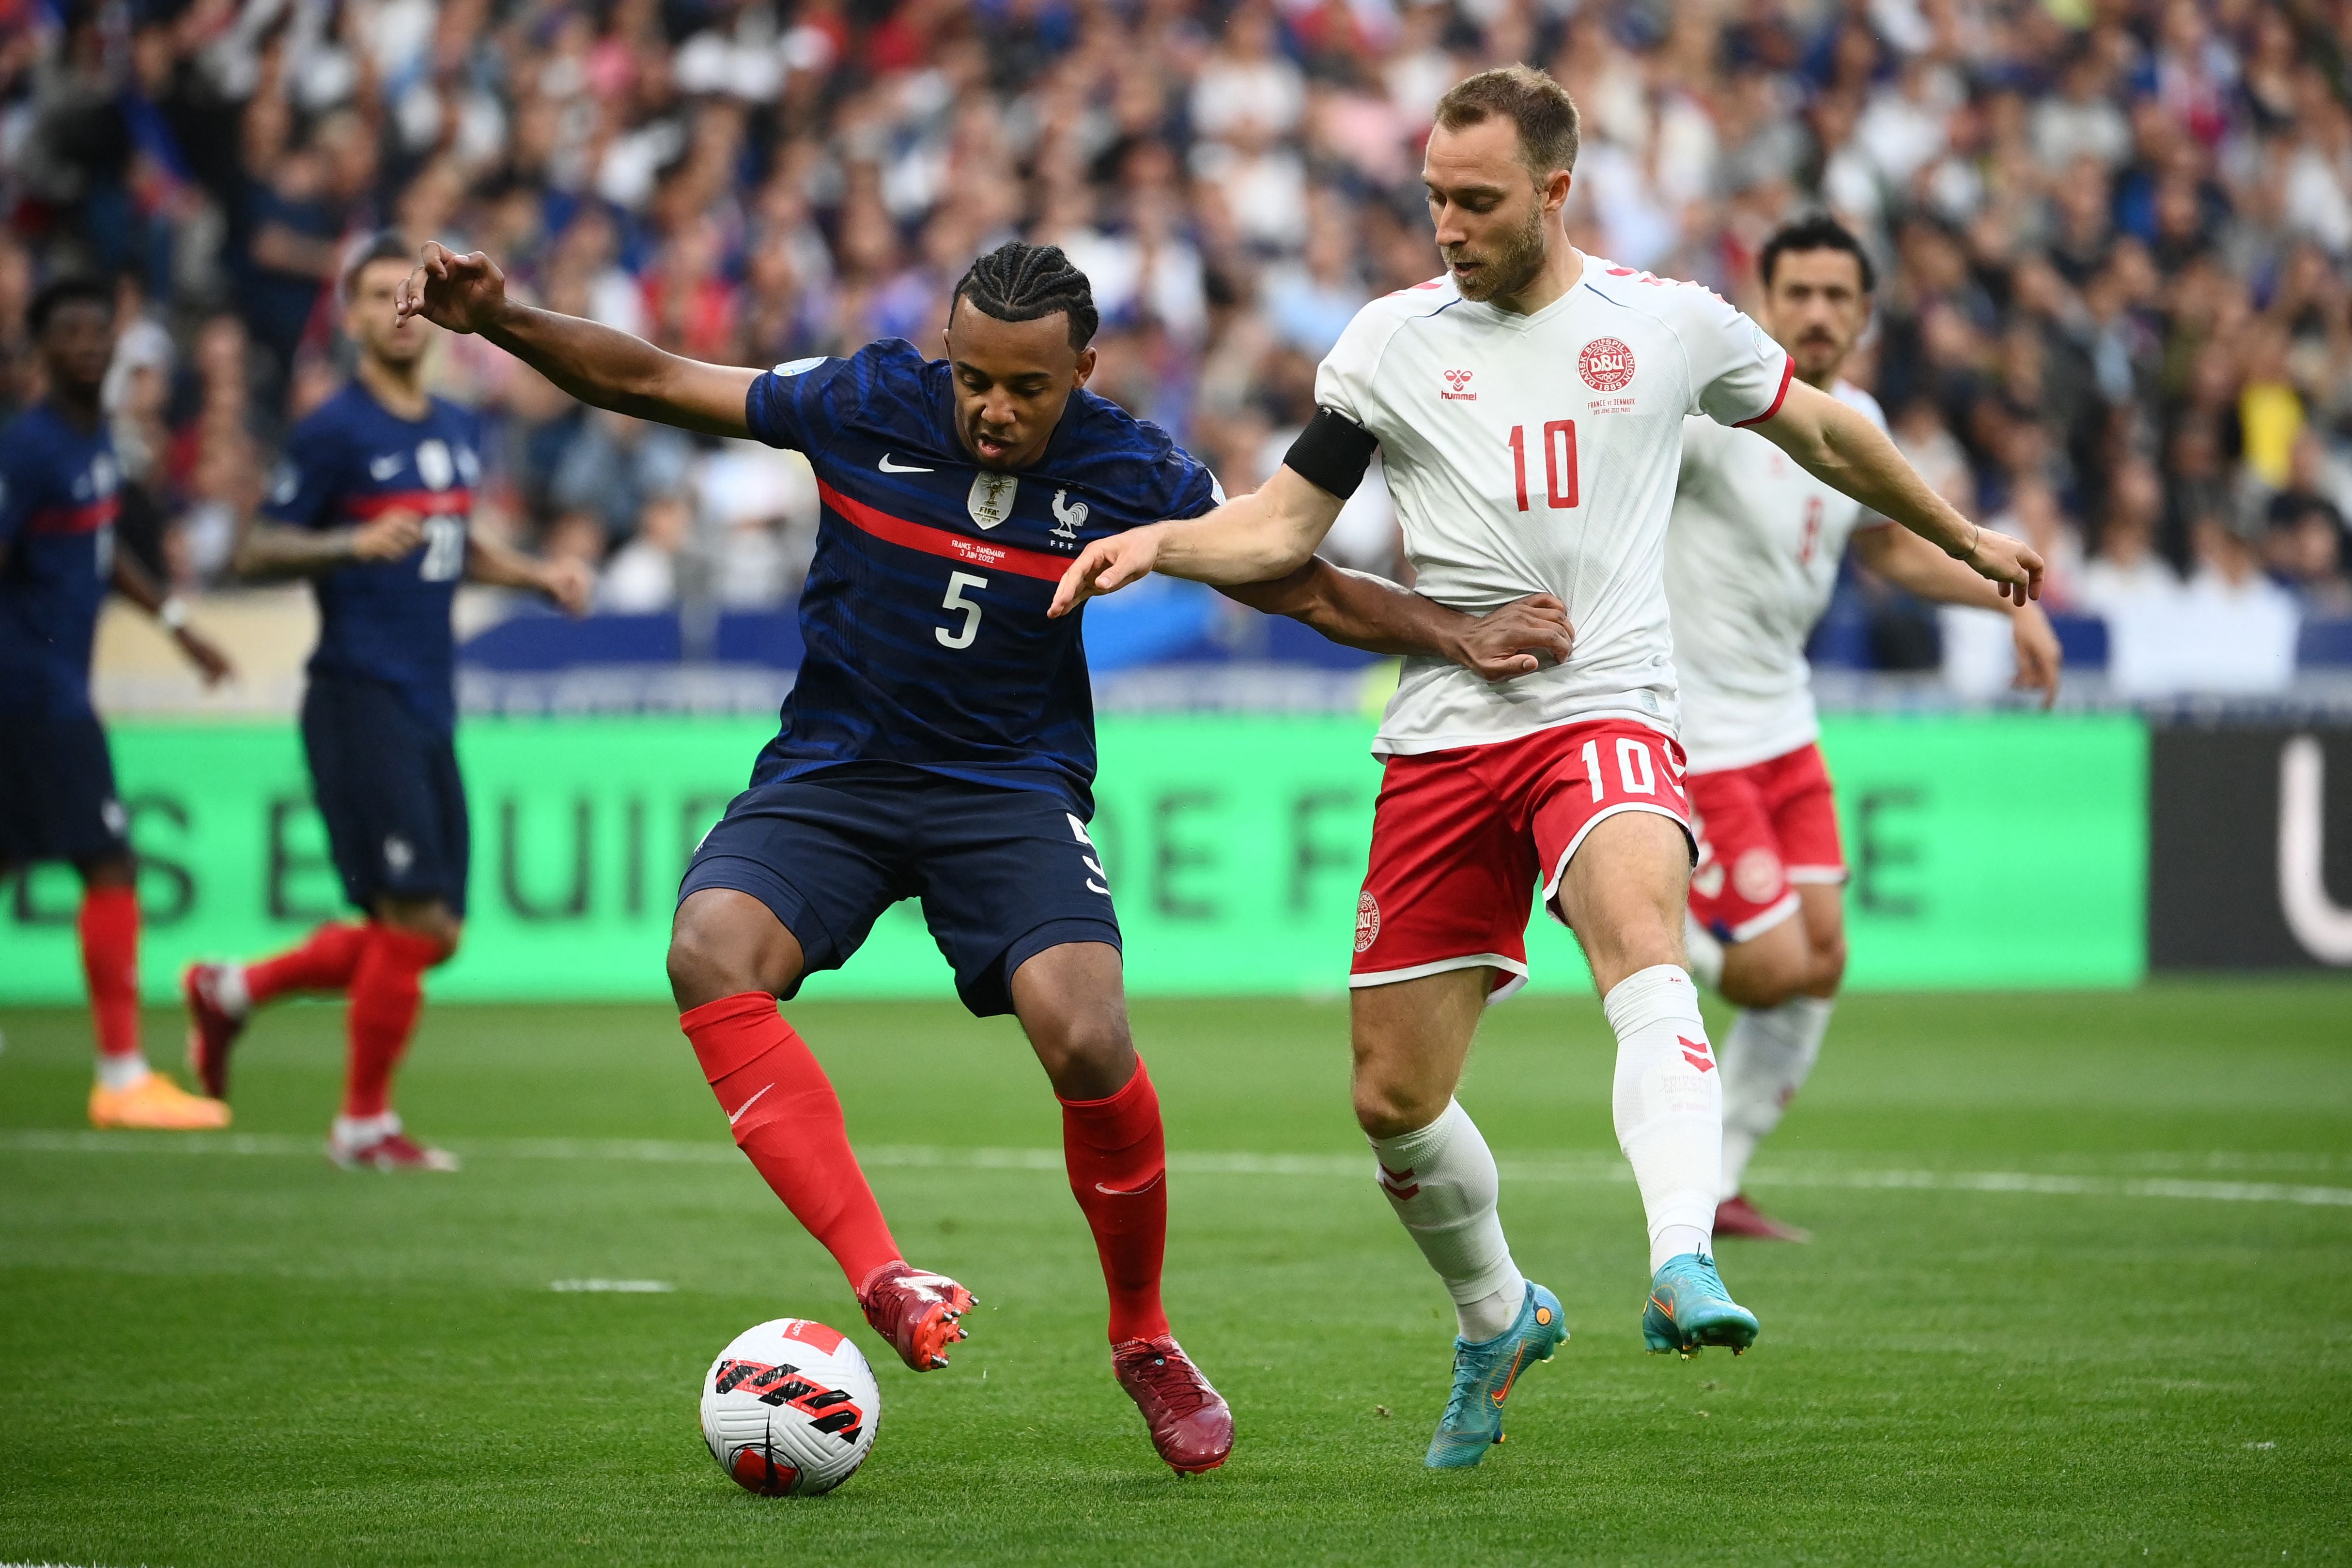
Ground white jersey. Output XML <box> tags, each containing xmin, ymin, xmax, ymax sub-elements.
<box><xmin>1665</xmin><ymin>382</ymin><xmax>1889</xmax><ymax>773</ymax></box>
<box><xmin>1315</xmin><ymin>261</ymin><xmax>1792</xmax><ymax>756</ymax></box>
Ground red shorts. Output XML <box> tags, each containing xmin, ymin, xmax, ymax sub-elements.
<box><xmin>1685</xmin><ymin>741</ymin><xmax>1845</xmax><ymax>944</ymax></box>
<box><xmin>1350</xmin><ymin>719</ymin><xmax>1694</xmax><ymax>999</ymax></box>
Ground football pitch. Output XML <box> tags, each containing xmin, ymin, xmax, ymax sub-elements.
<box><xmin>2</xmin><ymin>980</ymin><xmax>2347</xmax><ymax>1566</ymax></box>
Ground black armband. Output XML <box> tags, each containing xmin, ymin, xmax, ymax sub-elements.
<box><xmin>1283</xmin><ymin>408</ymin><xmax>1379</xmax><ymax>500</ymax></box>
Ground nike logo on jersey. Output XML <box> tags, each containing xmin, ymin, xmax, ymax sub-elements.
<box><xmin>369</xmin><ymin>455</ymin><xmax>404</xmax><ymax>480</ymax></box>
<box><xmin>878</xmin><ymin>455</ymin><xmax>934</xmax><ymax>473</ymax></box>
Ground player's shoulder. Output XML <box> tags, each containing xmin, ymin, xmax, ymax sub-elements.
<box><xmin>1579</xmin><ymin>260</ymin><xmax>1744</xmax><ymax>337</ymax></box>
<box><xmin>289</xmin><ymin>382</ymin><xmax>372</xmax><ymax>446</ymax></box>
<box><xmin>1055</xmin><ymin>390</ymin><xmax>1212</xmax><ymax>511</ymax></box>
<box><xmin>0</xmin><ymin>403</ymin><xmax>51</xmax><ymax>464</ymax></box>
<box><xmin>1341</xmin><ymin>275</ymin><xmax>1465</xmax><ymax>345</ymax></box>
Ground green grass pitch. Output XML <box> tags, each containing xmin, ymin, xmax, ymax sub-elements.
<box><xmin>2</xmin><ymin>980</ymin><xmax>2348</xmax><ymax>1565</ymax></box>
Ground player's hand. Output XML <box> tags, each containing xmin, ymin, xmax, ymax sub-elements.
<box><xmin>397</xmin><ymin>243</ymin><xmax>509</xmax><ymax>336</ymax></box>
<box><xmin>174</xmin><ymin>625</ymin><xmax>234</xmax><ymax>687</ymax></box>
<box><xmin>351</xmin><ymin>510</ymin><xmax>427</xmax><ymax>561</ymax></box>
<box><xmin>2011</xmin><ymin>601</ymin><xmax>2062</xmax><ymax>709</ymax></box>
<box><xmin>1049</xmin><ymin>526</ymin><xmax>1164</xmax><ymax>617</ymax></box>
<box><xmin>541</xmin><ymin>557</ymin><xmax>594</xmax><ymax>616</ymax></box>
<box><xmin>1449</xmin><ymin>593</ymin><xmax>1574</xmax><ymax>680</ymax></box>
<box><xmin>1963</xmin><ymin>526</ymin><xmax>2044</xmax><ymax>604</ymax></box>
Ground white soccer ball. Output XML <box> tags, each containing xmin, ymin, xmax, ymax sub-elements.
<box><xmin>699</xmin><ymin>1318</ymin><xmax>880</xmax><ymax>1496</ymax></box>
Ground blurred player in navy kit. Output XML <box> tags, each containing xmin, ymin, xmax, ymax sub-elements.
<box><xmin>182</xmin><ymin>235</ymin><xmax>591</xmax><ymax>1171</ymax></box>
<box><xmin>395</xmin><ymin>236</ymin><xmax>1572</xmax><ymax>1475</ymax></box>
<box><xmin>1</xmin><ymin>277</ymin><xmax>236</xmax><ymax>1130</ymax></box>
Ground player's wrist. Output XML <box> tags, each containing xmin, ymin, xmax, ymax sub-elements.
<box><xmin>1944</xmin><ymin>521</ymin><xmax>1981</xmax><ymax>562</ymax></box>
<box><xmin>156</xmin><ymin>595</ymin><xmax>190</xmax><ymax>632</ymax></box>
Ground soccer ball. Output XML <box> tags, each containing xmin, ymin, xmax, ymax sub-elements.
<box><xmin>699</xmin><ymin>1318</ymin><xmax>880</xmax><ymax>1496</ymax></box>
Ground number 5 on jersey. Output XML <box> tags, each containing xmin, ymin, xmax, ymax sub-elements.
<box><xmin>937</xmin><ymin>570</ymin><xmax>988</xmax><ymax>649</ymax></box>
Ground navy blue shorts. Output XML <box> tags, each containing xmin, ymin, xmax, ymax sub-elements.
<box><xmin>0</xmin><ymin>707</ymin><xmax>128</xmax><ymax>867</ymax></box>
<box><xmin>679</xmin><ymin>764</ymin><xmax>1120</xmax><ymax>1017</ymax></box>
<box><xmin>301</xmin><ymin>674</ymin><xmax>470</xmax><ymax>916</ymax></box>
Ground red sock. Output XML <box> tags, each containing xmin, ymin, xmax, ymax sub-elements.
<box><xmin>246</xmin><ymin>921</ymin><xmax>371</xmax><ymax>1006</ymax></box>
<box><xmin>78</xmin><ymin>886</ymin><xmax>143</xmax><ymax>1063</ymax></box>
<box><xmin>681</xmin><ymin>992</ymin><xmax>901</xmax><ymax>1290</ymax></box>
<box><xmin>1060</xmin><ymin>1056</ymin><xmax>1171</xmax><ymax>1344</ymax></box>
<box><xmin>342</xmin><ymin>923</ymin><xmax>443</xmax><ymax>1119</ymax></box>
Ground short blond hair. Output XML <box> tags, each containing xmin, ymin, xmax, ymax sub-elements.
<box><xmin>1434</xmin><ymin>65</ymin><xmax>1581</xmax><ymax>180</ymax></box>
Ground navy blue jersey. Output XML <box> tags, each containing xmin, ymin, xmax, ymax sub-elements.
<box><xmin>263</xmin><ymin>383</ymin><xmax>484</xmax><ymax>734</ymax></box>
<box><xmin>0</xmin><ymin>402</ymin><xmax>121</xmax><ymax>719</ymax></box>
<box><xmin>743</xmin><ymin>339</ymin><xmax>1221</xmax><ymax>810</ymax></box>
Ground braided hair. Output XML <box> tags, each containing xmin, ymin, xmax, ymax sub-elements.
<box><xmin>949</xmin><ymin>242</ymin><xmax>1099</xmax><ymax>351</ymax></box>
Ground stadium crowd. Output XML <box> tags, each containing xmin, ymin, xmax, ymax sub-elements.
<box><xmin>4</xmin><ymin>0</ymin><xmax>2351</xmax><ymax>685</ymax></box>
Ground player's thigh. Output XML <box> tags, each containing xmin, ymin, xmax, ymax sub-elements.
<box><xmin>1006</xmin><ymin>939</ymin><xmax>1135</xmax><ymax>1100</ymax></box>
<box><xmin>1352</xmin><ymin>749</ymin><xmax>1535</xmax><ymax>1000</ymax></box>
<box><xmin>1550</xmin><ymin>810</ymin><xmax>1693</xmax><ymax>995</ymax></box>
<box><xmin>912</xmin><ymin>787</ymin><xmax>1120</xmax><ymax>1020</ymax></box>
<box><xmin>673</xmin><ymin>780</ymin><xmax>906</xmax><ymax>1006</ymax></box>
<box><xmin>1794</xmin><ymin>882</ymin><xmax>1847</xmax><ymax>995</ymax></box>
<box><xmin>1350</xmin><ymin>965</ymin><xmax>1492</xmax><ymax>1138</ymax></box>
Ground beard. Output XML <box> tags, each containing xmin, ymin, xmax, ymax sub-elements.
<box><xmin>1449</xmin><ymin>202</ymin><xmax>1550</xmax><ymax>303</ymax></box>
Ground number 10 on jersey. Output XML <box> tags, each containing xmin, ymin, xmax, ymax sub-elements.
<box><xmin>1506</xmin><ymin>420</ymin><xmax>1578</xmax><ymax>512</ymax></box>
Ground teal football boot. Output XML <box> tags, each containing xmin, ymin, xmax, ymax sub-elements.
<box><xmin>1425</xmin><ymin>1282</ymin><xmax>1569</xmax><ymax>1469</ymax></box>
<box><xmin>1641</xmin><ymin>1253</ymin><xmax>1759</xmax><ymax>1359</ymax></box>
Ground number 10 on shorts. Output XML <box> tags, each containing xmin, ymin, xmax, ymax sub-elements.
<box><xmin>1582</xmin><ymin>735</ymin><xmax>1659</xmax><ymax>802</ymax></box>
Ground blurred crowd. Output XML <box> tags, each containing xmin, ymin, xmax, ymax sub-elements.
<box><xmin>4</xmin><ymin>0</ymin><xmax>2352</xmax><ymax>687</ymax></box>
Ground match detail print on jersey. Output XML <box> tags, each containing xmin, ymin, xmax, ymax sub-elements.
<box><xmin>814</xmin><ymin>479</ymin><xmax>1067</xmax><ymax>582</ymax></box>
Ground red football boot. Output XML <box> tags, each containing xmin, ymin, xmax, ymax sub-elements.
<box><xmin>857</xmin><ymin>1261</ymin><xmax>975</xmax><ymax>1371</ymax></box>
<box><xmin>182</xmin><ymin>963</ymin><xmax>248</xmax><ymax>1101</ymax></box>
<box><xmin>1113</xmin><ymin>1336</ymin><xmax>1233</xmax><ymax>1475</ymax></box>
<box><xmin>1715</xmin><ymin>1192</ymin><xmax>1810</xmax><ymax>1243</ymax></box>
<box><xmin>328</xmin><ymin>1119</ymin><xmax>461</xmax><ymax>1172</ymax></box>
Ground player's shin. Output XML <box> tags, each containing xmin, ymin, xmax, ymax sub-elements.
<box><xmin>1605</xmin><ymin>965</ymin><xmax>1724</xmax><ymax>1270</ymax></box>
<box><xmin>244</xmin><ymin>922</ymin><xmax>371</xmax><ymax>1008</ymax></box>
<box><xmin>1719</xmin><ymin>996</ymin><xmax>1834</xmax><ymax>1197</ymax></box>
<box><xmin>1369</xmin><ymin>1100</ymin><xmax>1526</xmax><ymax>1341</ymax></box>
<box><xmin>78</xmin><ymin>885</ymin><xmax>146</xmax><ymax>1088</ymax></box>
<box><xmin>680</xmin><ymin>992</ymin><xmax>901</xmax><ymax>1289</ymax></box>
<box><xmin>341</xmin><ymin>922</ymin><xmax>442</xmax><ymax>1122</ymax></box>
<box><xmin>1058</xmin><ymin>1055</ymin><xmax>1170</xmax><ymax>1344</ymax></box>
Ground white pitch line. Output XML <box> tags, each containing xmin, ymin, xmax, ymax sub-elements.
<box><xmin>2</xmin><ymin>1130</ymin><xmax>2348</xmax><ymax>1209</ymax></box>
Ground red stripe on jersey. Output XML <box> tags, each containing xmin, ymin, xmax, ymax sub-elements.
<box><xmin>1732</xmin><ymin>358</ymin><xmax>1795</xmax><ymax>428</ymax></box>
<box><xmin>343</xmin><ymin>488</ymin><xmax>473</xmax><ymax>519</ymax></box>
<box><xmin>816</xmin><ymin>479</ymin><xmax>1067</xmax><ymax>582</ymax></box>
<box><xmin>27</xmin><ymin>496</ymin><xmax>120</xmax><ymax>536</ymax></box>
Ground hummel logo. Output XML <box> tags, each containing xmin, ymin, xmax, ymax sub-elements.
<box><xmin>369</xmin><ymin>454</ymin><xmax>403</xmax><ymax>480</ymax></box>
<box><xmin>1377</xmin><ymin>1162</ymin><xmax>1420</xmax><ymax>1200</ymax></box>
<box><xmin>727</xmin><ymin>1082</ymin><xmax>775</xmax><ymax>1126</ymax></box>
<box><xmin>1440</xmin><ymin>369</ymin><xmax>1477</xmax><ymax>402</ymax></box>
<box><xmin>1679</xmin><ymin>1035</ymin><xmax>1715</xmax><ymax>1073</ymax></box>
<box><xmin>878</xmin><ymin>454</ymin><xmax>933</xmax><ymax>473</ymax></box>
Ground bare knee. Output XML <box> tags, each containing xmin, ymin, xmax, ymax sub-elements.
<box><xmin>667</xmin><ymin>891</ymin><xmax>800</xmax><ymax>1011</ymax></box>
<box><xmin>1009</xmin><ymin>943</ymin><xmax>1135</xmax><ymax>1101</ymax></box>
<box><xmin>1352</xmin><ymin>1072</ymin><xmax>1451</xmax><ymax>1141</ymax></box>
<box><xmin>1803</xmin><ymin>933</ymin><xmax>1848</xmax><ymax>999</ymax></box>
<box><xmin>1031</xmin><ymin>1008</ymin><xmax>1135</xmax><ymax>1101</ymax></box>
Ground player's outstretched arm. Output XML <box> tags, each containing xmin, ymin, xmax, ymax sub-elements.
<box><xmin>107</xmin><ymin>541</ymin><xmax>234</xmax><ymax>685</ymax></box>
<box><xmin>1221</xmin><ymin>560</ymin><xmax>1574</xmax><ymax>679</ymax></box>
<box><xmin>1048</xmin><ymin>466</ymin><xmax>1343</xmax><ymax>617</ymax></box>
<box><xmin>1754</xmin><ymin>380</ymin><xmax>2043</xmax><ymax>604</ymax></box>
<box><xmin>235</xmin><ymin>512</ymin><xmax>426</xmax><ymax>580</ymax></box>
<box><xmin>1852</xmin><ymin>524</ymin><xmax>2062</xmax><ymax>707</ymax></box>
<box><xmin>396</xmin><ymin>244</ymin><xmax>756</xmax><ymax>439</ymax></box>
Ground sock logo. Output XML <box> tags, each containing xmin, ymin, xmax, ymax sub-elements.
<box><xmin>1377</xmin><ymin>1162</ymin><xmax>1419</xmax><ymax>1200</ymax></box>
<box><xmin>1678</xmin><ymin>1035</ymin><xmax>1714</xmax><ymax>1072</ymax></box>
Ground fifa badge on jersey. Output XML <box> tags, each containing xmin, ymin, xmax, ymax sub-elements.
<box><xmin>968</xmin><ymin>472</ymin><xmax>1018</xmax><ymax>531</ymax></box>
<box><xmin>416</xmin><ymin>439</ymin><xmax>455</xmax><ymax>492</ymax></box>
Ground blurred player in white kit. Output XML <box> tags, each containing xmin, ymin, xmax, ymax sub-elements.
<box><xmin>1667</xmin><ymin>215</ymin><xmax>2062</xmax><ymax>1242</ymax></box>
<box><xmin>1052</xmin><ymin>68</ymin><xmax>2045</xmax><ymax>1469</ymax></box>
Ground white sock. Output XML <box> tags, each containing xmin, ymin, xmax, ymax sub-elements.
<box><xmin>96</xmin><ymin>1052</ymin><xmax>152</xmax><ymax>1091</ymax></box>
<box><xmin>333</xmin><ymin>1110</ymin><xmax>400</xmax><ymax>1147</ymax></box>
<box><xmin>214</xmin><ymin>962</ymin><xmax>251</xmax><ymax>1017</ymax></box>
<box><xmin>1369</xmin><ymin>1100</ymin><xmax>1527</xmax><ymax>1341</ymax></box>
<box><xmin>1719</xmin><ymin>995</ymin><xmax>1835</xmax><ymax>1199</ymax></box>
<box><xmin>1604</xmin><ymin>964</ymin><xmax>1723</xmax><ymax>1272</ymax></box>
<box><xmin>1682</xmin><ymin>912</ymin><xmax>1724</xmax><ymax>991</ymax></box>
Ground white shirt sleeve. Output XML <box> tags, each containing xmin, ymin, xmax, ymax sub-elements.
<box><xmin>1312</xmin><ymin>302</ymin><xmax>1391</xmax><ymax>429</ymax></box>
<box><xmin>1672</xmin><ymin>285</ymin><xmax>1794</xmax><ymax>428</ymax></box>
